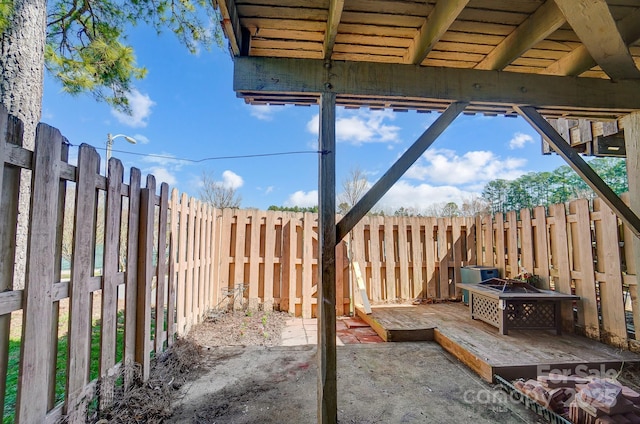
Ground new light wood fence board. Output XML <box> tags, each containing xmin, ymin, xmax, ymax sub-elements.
<box><xmin>570</xmin><ymin>199</ymin><xmax>599</xmax><ymax>339</ymax></box>
<box><xmin>594</xmin><ymin>198</ymin><xmax>628</xmax><ymax>348</ymax></box>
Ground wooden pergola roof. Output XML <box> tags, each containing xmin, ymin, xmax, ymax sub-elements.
<box><xmin>216</xmin><ymin>0</ymin><xmax>640</xmax><ymax>119</ymax></box>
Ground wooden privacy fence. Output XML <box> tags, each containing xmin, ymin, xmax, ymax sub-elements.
<box><xmin>191</xmin><ymin>204</ymin><xmax>638</xmax><ymax>352</ymax></box>
<box><xmin>0</xmin><ymin>106</ymin><xmax>186</xmax><ymax>423</ymax></box>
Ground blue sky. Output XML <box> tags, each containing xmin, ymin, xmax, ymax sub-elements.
<box><xmin>41</xmin><ymin>24</ymin><xmax>567</xmax><ymax>212</ymax></box>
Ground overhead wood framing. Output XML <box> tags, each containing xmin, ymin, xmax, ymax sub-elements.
<box><xmin>214</xmin><ymin>2</ymin><xmax>640</xmax><ymax>424</ymax></box>
<box><xmin>406</xmin><ymin>0</ymin><xmax>468</xmax><ymax>65</ymax></box>
<box><xmin>553</xmin><ymin>0</ymin><xmax>640</xmax><ymax>80</ymax></box>
<box><xmin>475</xmin><ymin>1</ymin><xmax>565</xmax><ymax>71</ymax></box>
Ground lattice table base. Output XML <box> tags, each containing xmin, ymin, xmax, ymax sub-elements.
<box><xmin>469</xmin><ymin>293</ymin><xmax>562</xmax><ymax>335</ymax></box>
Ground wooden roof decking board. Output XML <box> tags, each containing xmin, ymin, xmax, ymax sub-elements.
<box><xmin>218</xmin><ymin>0</ymin><xmax>640</xmax><ymax>117</ymax></box>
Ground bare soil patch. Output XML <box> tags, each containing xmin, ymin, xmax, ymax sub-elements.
<box><xmin>187</xmin><ymin>310</ymin><xmax>291</xmax><ymax>348</ymax></box>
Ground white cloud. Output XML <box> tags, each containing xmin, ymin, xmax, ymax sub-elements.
<box><xmin>284</xmin><ymin>190</ymin><xmax>318</xmax><ymax>208</ymax></box>
<box><xmin>221</xmin><ymin>170</ymin><xmax>243</xmax><ymax>189</ymax></box>
<box><xmin>406</xmin><ymin>148</ymin><xmax>527</xmax><ymax>186</ymax></box>
<box><xmin>377</xmin><ymin>181</ymin><xmax>477</xmax><ymax>212</ymax></box>
<box><xmin>307</xmin><ymin>109</ymin><xmax>401</xmax><ymax>145</ymax></box>
<box><xmin>111</xmin><ymin>89</ymin><xmax>155</xmax><ymax>128</ymax></box>
<box><xmin>141</xmin><ymin>152</ymin><xmax>188</xmax><ymax>168</ymax></box>
<box><xmin>265</xmin><ymin>186</ymin><xmax>274</xmax><ymax>194</ymax></box>
<box><xmin>133</xmin><ymin>134</ymin><xmax>150</xmax><ymax>144</ymax></box>
<box><xmin>509</xmin><ymin>132</ymin><xmax>535</xmax><ymax>149</ymax></box>
<box><xmin>249</xmin><ymin>105</ymin><xmax>283</xmax><ymax>121</ymax></box>
<box><xmin>147</xmin><ymin>166</ymin><xmax>177</xmax><ymax>186</ymax></box>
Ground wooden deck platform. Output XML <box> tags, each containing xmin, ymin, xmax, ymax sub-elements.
<box><xmin>355</xmin><ymin>303</ymin><xmax>640</xmax><ymax>383</ymax></box>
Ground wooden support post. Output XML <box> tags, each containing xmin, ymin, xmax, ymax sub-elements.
<box><xmin>517</xmin><ymin>105</ymin><xmax>640</xmax><ymax>237</ymax></box>
<box><xmin>336</xmin><ymin>102</ymin><xmax>468</xmax><ymax>241</ymax></box>
<box><xmin>621</xmin><ymin>112</ymin><xmax>640</xmax><ymax>341</ymax></box>
<box><xmin>317</xmin><ymin>91</ymin><xmax>336</xmax><ymax>424</ymax></box>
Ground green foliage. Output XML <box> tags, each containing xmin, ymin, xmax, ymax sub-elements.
<box><xmin>481</xmin><ymin>158</ymin><xmax>628</xmax><ymax>214</ymax></box>
<box><xmin>267</xmin><ymin>205</ymin><xmax>319</xmax><ymax>213</ymax></box>
<box><xmin>0</xmin><ymin>0</ymin><xmax>12</xmax><ymax>34</ymax></box>
<box><xmin>41</xmin><ymin>0</ymin><xmax>223</xmax><ymax>112</ymax></box>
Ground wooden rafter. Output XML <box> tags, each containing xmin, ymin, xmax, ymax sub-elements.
<box><xmin>405</xmin><ymin>0</ymin><xmax>468</xmax><ymax>65</ymax></box>
<box><xmin>553</xmin><ymin>0</ymin><xmax>640</xmax><ymax>80</ymax></box>
<box><xmin>215</xmin><ymin>0</ymin><xmax>243</xmax><ymax>56</ymax></box>
<box><xmin>475</xmin><ymin>0</ymin><xmax>564</xmax><ymax>71</ymax></box>
<box><xmin>336</xmin><ymin>102</ymin><xmax>468</xmax><ymax>241</ymax></box>
<box><xmin>234</xmin><ymin>57</ymin><xmax>640</xmax><ymax>116</ymax></box>
<box><xmin>323</xmin><ymin>0</ymin><xmax>344</xmax><ymax>60</ymax></box>
<box><xmin>517</xmin><ymin>106</ymin><xmax>640</xmax><ymax>238</ymax></box>
<box><xmin>542</xmin><ymin>7</ymin><xmax>640</xmax><ymax>76</ymax></box>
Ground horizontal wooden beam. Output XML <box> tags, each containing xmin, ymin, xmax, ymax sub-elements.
<box><xmin>336</xmin><ymin>101</ymin><xmax>468</xmax><ymax>242</ymax></box>
<box><xmin>517</xmin><ymin>106</ymin><xmax>640</xmax><ymax>238</ymax></box>
<box><xmin>233</xmin><ymin>57</ymin><xmax>640</xmax><ymax>116</ymax></box>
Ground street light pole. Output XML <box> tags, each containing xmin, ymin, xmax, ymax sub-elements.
<box><xmin>105</xmin><ymin>133</ymin><xmax>137</xmax><ymax>175</ymax></box>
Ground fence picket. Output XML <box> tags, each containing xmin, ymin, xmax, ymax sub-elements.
<box><xmin>383</xmin><ymin>218</ymin><xmax>396</xmax><ymax>300</ymax></box>
<box><xmin>302</xmin><ymin>212</ymin><xmax>314</xmax><ymax>318</ymax></box>
<box><xmin>368</xmin><ymin>216</ymin><xmax>382</xmax><ymax>302</ymax></box>
<box><xmin>155</xmin><ymin>183</ymin><xmax>169</xmax><ymax>351</ymax></box>
<box><xmin>0</xmin><ymin>108</ymin><xmax>23</xmax><ymax>418</ymax></box>
<box><xmin>16</xmin><ymin>123</ymin><xmax>61</xmax><ymax>422</ymax></box>
<box><xmin>263</xmin><ymin>212</ymin><xmax>276</xmax><ymax>311</ymax></box>
<box><xmin>176</xmin><ymin>193</ymin><xmax>188</xmax><ymax>334</ymax></box>
<box><xmin>410</xmin><ymin>217</ymin><xmax>423</xmax><ymax>299</ymax></box>
<box><xmin>569</xmin><ymin>199</ymin><xmax>599</xmax><ymax>339</ymax></box>
<box><xmin>123</xmin><ymin>168</ymin><xmax>141</xmax><ymax>389</ymax></box>
<box><xmin>548</xmin><ymin>203</ymin><xmax>573</xmax><ymax>333</ymax></box>
<box><xmin>248</xmin><ymin>212</ymin><xmax>262</xmax><ymax>310</ymax></box>
<box><xmin>135</xmin><ymin>176</ymin><xmax>156</xmax><ymax>381</ymax></box>
<box><xmin>520</xmin><ymin>208</ymin><xmax>535</xmax><ymax>276</ymax></box>
<box><xmin>397</xmin><ymin>219</ymin><xmax>410</xmax><ymax>299</ymax></box>
<box><xmin>506</xmin><ymin>211</ymin><xmax>518</xmax><ymax>277</ymax></box>
<box><xmin>533</xmin><ymin>206</ymin><xmax>550</xmax><ymax>289</ymax></box>
<box><xmin>66</xmin><ymin>144</ymin><xmax>100</xmax><ymax>422</ymax></box>
<box><xmin>594</xmin><ymin>198</ymin><xmax>628</xmax><ymax>347</ymax></box>
<box><xmin>99</xmin><ymin>157</ymin><xmax>124</xmax><ymax>409</ymax></box>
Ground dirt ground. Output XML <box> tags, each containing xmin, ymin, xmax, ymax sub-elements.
<box><xmin>168</xmin><ymin>310</ymin><xmax>543</xmax><ymax>424</ymax></box>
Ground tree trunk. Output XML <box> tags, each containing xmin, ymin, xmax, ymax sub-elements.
<box><xmin>0</xmin><ymin>0</ymin><xmax>47</xmax><ymax>288</ymax></box>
